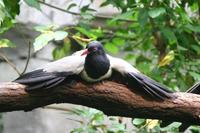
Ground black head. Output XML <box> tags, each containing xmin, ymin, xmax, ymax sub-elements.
<box><xmin>82</xmin><ymin>41</ymin><xmax>110</xmax><ymax>79</ymax></box>
<box><xmin>81</xmin><ymin>41</ymin><xmax>105</xmax><ymax>56</ymax></box>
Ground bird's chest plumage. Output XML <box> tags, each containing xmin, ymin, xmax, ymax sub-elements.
<box><xmin>81</xmin><ymin>54</ymin><xmax>111</xmax><ymax>82</ymax></box>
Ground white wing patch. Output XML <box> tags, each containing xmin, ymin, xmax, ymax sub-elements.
<box><xmin>42</xmin><ymin>50</ymin><xmax>86</xmax><ymax>74</ymax></box>
<box><xmin>107</xmin><ymin>54</ymin><xmax>140</xmax><ymax>74</ymax></box>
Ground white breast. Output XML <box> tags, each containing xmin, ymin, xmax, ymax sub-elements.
<box><xmin>80</xmin><ymin>67</ymin><xmax>112</xmax><ymax>82</ymax></box>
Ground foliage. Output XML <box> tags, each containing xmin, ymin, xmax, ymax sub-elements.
<box><xmin>0</xmin><ymin>0</ymin><xmax>19</xmax><ymax>35</ymax></box>
<box><xmin>0</xmin><ymin>0</ymin><xmax>19</xmax><ymax>48</ymax></box>
<box><xmin>67</xmin><ymin>108</ymin><xmax>199</xmax><ymax>133</ymax></box>
<box><xmin>0</xmin><ymin>39</ymin><xmax>15</xmax><ymax>48</ymax></box>
<box><xmin>33</xmin><ymin>25</ymin><xmax>68</xmax><ymax>52</ymax></box>
<box><xmin>0</xmin><ymin>0</ymin><xmax>200</xmax><ymax>132</ymax></box>
<box><xmin>67</xmin><ymin>108</ymin><xmax>127</xmax><ymax>133</ymax></box>
<box><xmin>24</xmin><ymin>0</ymin><xmax>40</xmax><ymax>10</ymax></box>
<box><xmin>0</xmin><ymin>1</ymin><xmax>19</xmax><ymax>132</ymax></box>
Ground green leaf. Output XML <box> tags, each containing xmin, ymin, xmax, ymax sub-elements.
<box><xmin>34</xmin><ymin>26</ymin><xmax>68</xmax><ymax>51</ymax></box>
<box><xmin>0</xmin><ymin>0</ymin><xmax>4</xmax><ymax>7</ymax></box>
<box><xmin>75</xmin><ymin>27</ymin><xmax>97</xmax><ymax>39</ymax></box>
<box><xmin>80</xmin><ymin>12</ymin><xmax>94</xmax><ymax>20</ymax></box>
<box><xmin>189</xmin><ymin>71</ymin><xmax>200</xmax><ymax>80</ymax></box>
<box><xmin>81</xmin><ymin>4</ymin><xmax>90</xmax><ymax>12</ymax></box>
<box><xmin>132</xmin><ymin>118</ymin><xmax>146</xmax><ymax>126</ymax></box>
<box><xmin>151</xmin><ymin>68</ymin><xmax>163</xmax><ymax>82</ymax></box>
<box><xmin>71</xmin><ymin>127</ymin><xmax>84</xmax><ymax>133</ymax></box>
<box><xmin>24</xmin><ymin>0</ymin><xmax>40</xmax><ymax>10</ymax></box>
<box><xmin>54</xmin><ymin>31</ymin><xmax>68</xmax><ymax>41</ymax></box>
<box><xmin>185</xmin><ymin>24</ymin><xmax>200</xmax><ymax>33</ymax></box>
<box><xmin>0</xmin><ymin>39</ymin><xmax>15</xmax><ymax>48</ymax></box>
<box><xmin>111</xmin><ymin>10</ymin><xmax>133</xmax><ymax>21</ymax></box>
<box><xmin>180</xmin><ymin>11</ymin><xmax>192</xmax><ymax>23</ymax></box>
<box><xmin>105</xmin><ymin>42</ymin><xmax>119</xmax><ymax>54</ymax></box>
<box><xmin>0</xmin><ymin>0</ymin><xmax>19</xmax><ymax>29</ymax></box>
<box><xmin>91</xmin><ymin>112</ymin><xmax>104</xmax><ymax>122</ymax></box>
<box><xmin>52</xmin><ymin>47</ymin><xmax>65</xmax><ymax>60</ymax></box>
<box><xmin>190</xmin><ymin>2</ymin><xmax>199</xmax><ymax>12</ymax></box>
<box><xmin>148</xmin><ymin>7</ymin><xmax>166</xmax><ymax>18</ymax></box>
<box><xmin>52</xmin><ymin>42</ymin><xmax>70</xmax><ymax>60</ymax></box>
<box><xmin>34</xmin><ymin>25</ymin><xmax>56</xmax><ymax>32</ymax></box>
<box><xmin>161</xmin><ymin>28</ymin><xmax>177</xmax><ymax>44</ymax></box>
<box><xmin>189</xmin><ymin>126</ymin><xmax>200</xmax><ymax>133</ymax></box>
<box><xmin>33</xmin><ymin>32</ymin><xmax>54</xmax><ymax>52</ymax></box>
<box><xmin>109</xmin><ymin>123</ymin><xmax>125</xmax><ymax>132</ymax></box>
<box><xmin>138</xmin><ymin>8</ymin><xmax>148</xmax><ymax>26</ymax></box>
<box><xmin>137</xmin><ymin>62</ymin><xmax>150</xmax><ymax>74</ymax></box>
<box><xmin>191</xmin><ymin>45</ymin><xmax>200</xmax><ymax>54</ymax></box>
<box><xmin>3</xmin><ymin>0</ymin><xmax>20</xmax><ymax>18</ymax></box>
<box><xmin>80</xmin><ymin>4</ymin><xmax>96</xmax><ymax>13</ymax></box>
<box><xmin>177</xmin><ymin>45</ymin><xmax>188</xmax><ymax>51</ymax></box>
<box><xmin>0</xmin><ymin>6</ymin><xmax>5</xmax><ymax>23</ymax></box>
<box><xmin>112</xmin><ymin>38</ymin><xmax>125</xmax><ymax>46</ymax></box>
<box><xmin>161</xmin><ymin>122</ymin><xmax>181</xmax><ymax>132</ymax></box>
<box><xmin>0</xmin><ymin>17</ymin><xmax>14</xmax><ymax>34</ymax></box>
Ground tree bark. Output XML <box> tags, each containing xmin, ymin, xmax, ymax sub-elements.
<box><xmin>0</xmin><ymin>81</ymin><xmax>200</xmax><ymax>126</ymax></box>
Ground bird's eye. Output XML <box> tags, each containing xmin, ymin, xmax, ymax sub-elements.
<box><xmin>92</xmin><ymin>47</ymin><xmax>98</xmax><ymax>51</ymax></box>
<box><xmin>88</xmin><ymin>47</ymin><xmax>97</xmax><ymax>51</ymax></box>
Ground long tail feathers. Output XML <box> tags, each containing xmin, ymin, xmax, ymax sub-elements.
<box><xmin>187</xmin><ymin>82</ymin><xmax>200</xmax><ymax>94</ymax></box>
<box><xmin>127</xmin><ymin>72</ymin><xmax>175</xmax><ymax>100</ymax></box>
<box><xmin>14</xmin><ymin>69</ymin><xmax>69</xmax><ymax>91</ymax></box>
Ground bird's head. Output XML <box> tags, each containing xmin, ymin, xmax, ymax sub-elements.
<box><xmin>81</xmin><ymin>41</ymin><xmax>105</xmax><ymax>56</ymax></box>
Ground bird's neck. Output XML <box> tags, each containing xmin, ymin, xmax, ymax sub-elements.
<box><xmin>84</xmin><ymin>53</ymin><xmax>110</xmax><ymax>79</ymax></box>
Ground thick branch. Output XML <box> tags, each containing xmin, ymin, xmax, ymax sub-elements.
<box><xmin>0</xmin><ymin>81</ymin><xmax>200</xmax><ymax>125</ymax></box>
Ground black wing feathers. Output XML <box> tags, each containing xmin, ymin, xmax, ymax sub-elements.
<box><xmin>187</xmin><ymin>82</ymin><xmax>200</xmax><ymax>94</ymax></box>
<box><xmin>14</xmin><ymin>69</ymin><xmax>71</xmax><ymax>91</ymax></box>
<box><xmin>126</xmin><ymin>72</ymin><xmax>174</xmax><ymax>100</ymax></box>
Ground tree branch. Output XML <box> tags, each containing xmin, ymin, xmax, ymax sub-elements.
<box><xmin>0</xmin><ymin>53</ymin><xmax>21</xmax><ymax>76</ymax></box>
<box><xmin>38</xmin><ymin>0</ymin><xmax>134</xmax><ymax>22</ymax></box>
<box><xmin>0</xmin><ymin>81</ymin><xmax>200</xmax><ymax>126</ymax></box>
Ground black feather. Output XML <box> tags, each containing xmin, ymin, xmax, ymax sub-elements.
<box><xmin>45</xmin><ymin>77</ymin><xmax>65</xmax><ymax>89</ymax></box>
<box><xmin>16</xmin><ymin>69</ymin><xmax>49</xmax><ymax>79</ymax></box>
<box><xmin>26</xmin><ymin>77</ymin><xmax>63</xmax><ymax>91</ymax></box>
<box><xmin>15</xmin><ymin>75</ymin><xmax>56</xmax><ymax>84</ymax></box>
<box><xmin>14</xmin><ymin>69</ymin><xmax>73</xmax><ymax>91</ymax></box>
<box><xmin>126</xmin><ymin>72</ymin><xmax>175</xmax><ymax>100</ymax></box>
<box><xmin>187</xmin><ymin>82</ymin><xmax>200</xmax><ymax>94</ymax></box>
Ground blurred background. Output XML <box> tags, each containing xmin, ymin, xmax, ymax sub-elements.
<box><xmin>0</xmin><ymin>0</ymin><xmax>200</xmax><ymax>132</ymax></box>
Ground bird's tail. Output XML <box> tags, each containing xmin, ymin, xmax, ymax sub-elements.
<box><xmin>14</xmin><ymin>69</ymin><xmax>71</xmax><ymax>91</ymax></box>
<box><xmin>187</xmin><ymin>82</ymin><xmax>200</xmax><ymax>94</ymax></box>
<box><xmin>126</xmin><ymin>72</ymin><xmax>175</xmax><ymax>100</ymax></box>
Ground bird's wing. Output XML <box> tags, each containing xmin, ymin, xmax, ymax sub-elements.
<box><xmin>107</xmin><ymin>55</ymin><xmax>174</xmax><ymax>100</ymax></box>
<box><xmin>187</xmin><ymin>82</ymin><xmax>200</xmax><ymax>94</ymax></box>
<box><xmin>15</xmin><ymin>50</ymin><xmax>85</xmax><ymax>91</ymax></box>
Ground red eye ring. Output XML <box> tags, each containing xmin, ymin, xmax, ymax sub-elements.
<box><xmin>93</xmin><ymin>47</ymin><xmax>97</xmax><ymax>50</ymax></box>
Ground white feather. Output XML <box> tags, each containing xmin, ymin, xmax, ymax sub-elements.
<box><xmin>39</xmin><ymin>50</ymin><xmax>139</xmax><ymax>82</ymax></box>
<box><xmin>80</xmin><ymin>66</ymin><xmax>112</xmax><ymax>82</ymax></box>
<box><xmin>107</xmin><ymin>54</ymin><xmax>140</xmax><ymax>74</ymax></box>
<box><xmin>42</xmin><ymin>50</ymin><xmax>86</xmax><ymax>74</ymax></box>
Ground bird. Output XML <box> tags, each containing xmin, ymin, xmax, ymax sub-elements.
<box><xmin>14</xmin><ymin>41</ymin><xmax>175</xmax><ymax>100</ymax></box>
<box><xmin>187</xmin><ymin>82</ymin><xmax>200</xmax><ymax>94</ymax></box>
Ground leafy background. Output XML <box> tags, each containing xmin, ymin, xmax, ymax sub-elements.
<box><xmin>0</xmin><ymin>0</ymin><xmax>200</xmax><ymax>132</ymax></box>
